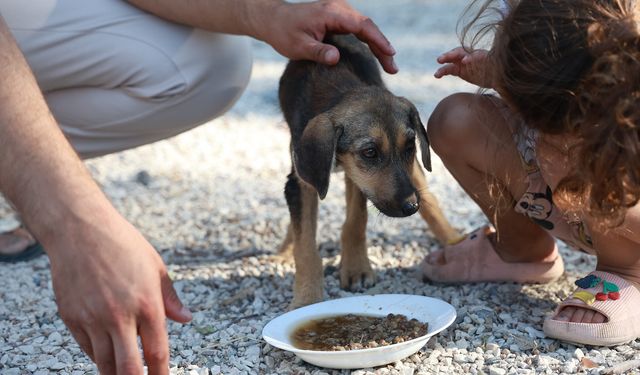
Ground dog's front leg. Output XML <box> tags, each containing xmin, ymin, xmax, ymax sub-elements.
<box><xmin>411</xmin><ymin>161</ymin><xmax>462</xmax><ymax>244</ymax></box>
<box><xmin>339</xmin><ymin>175</ymin><xmax>375</xmax><ymax>291</ymax></box>
<box><xmin>285</xmin><ymin>174</ymin><xmax>324</xmax><ymax>309</ymax></box>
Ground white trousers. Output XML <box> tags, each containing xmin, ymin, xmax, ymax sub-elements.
<box><xmin>1</xmin><ymin>0</ymin><xmax>253</xmax><ymax>158</ymax></box>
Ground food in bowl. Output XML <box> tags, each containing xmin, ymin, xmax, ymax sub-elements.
<box><xmin>290</xmin><ymin>313</ymin><xmax>429</xmax><ymax>351</ymax></box>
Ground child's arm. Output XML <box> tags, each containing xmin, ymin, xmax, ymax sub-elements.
<box><xmin>434</xmin><ymin>47</ymin><xmax>495</xmax><ymax>89</ymax></box>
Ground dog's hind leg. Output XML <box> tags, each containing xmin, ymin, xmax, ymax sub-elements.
<box><xmin>277</xmin><ymin>223</ymin><xmax>294</xmax><ymax>259</ymax></box>
<box><xmin>411</xmin><ymin>161</ymin><xmax>462</xmax><ymax>245</ymax></box>
<box><xmin>339</xmin><ymin>175</ymin><xmax>375</xmax><ymax>291</ymax></box>
<box><xmin>285</xmin><ymin>172</ymin><xmax>324</xmax><ymax>308</ymax></box>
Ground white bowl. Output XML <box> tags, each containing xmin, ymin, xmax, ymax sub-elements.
<box><xmin>261</xmin><ymin>294</ymin><xmax>456</xmax><ymax>369</ymax></box>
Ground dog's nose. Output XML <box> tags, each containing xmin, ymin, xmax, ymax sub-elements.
<box><xmin>401</xmin><ymin>201</ymin><xmax>419</xmax><ymax>216</ymax></box>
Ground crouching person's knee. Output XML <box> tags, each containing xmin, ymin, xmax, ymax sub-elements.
<box><xmin>76</xmin><ymin>33</ymin><xmax>253</xmax><ymax>158</ymax></box>
<box><xmin>427</xmin><ymin>93</ymin><xmax>480</xmax><ymax>158</ymax></box>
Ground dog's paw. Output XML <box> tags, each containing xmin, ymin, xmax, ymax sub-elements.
<box><xmin>339</xmin><ymin>262</ymin><xmax>376</xmax><ymax>291</ymax></box>
<box><xmin>288</xmin><ymin>293</ymin><xmax>323</xmax><ymax>311</ymax></box>
<box><xmin>290</xmin><ymin>282</ymin><xmax>324</xmax><ymax>310</ymax></box>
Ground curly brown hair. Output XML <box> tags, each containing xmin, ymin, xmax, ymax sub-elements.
<box><xmin>461</xmin><ymin>0</ymin><xmax>640</xmax><ymax>227</ymax></box>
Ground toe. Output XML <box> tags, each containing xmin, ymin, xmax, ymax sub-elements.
<box><xmin>570</xmin><ymin>307</ymin><xmax>586</xmax><ymax>323</ymax></box>
<box><xmin>554</xmin><ymin>307</ymin><xmax>574</xmax><ymax>322</ymax></box>
<box><xmin>593</xmin><ymin>312</ymin><xmax>607</xmax><ymax>324</ymax></box>
<box><xmin>582</xmin><ymin>309</ymin><xmax>595</xmax><ymax>323</ymax></box>
<box><xmin>553</xmin><ymin>306</ymin><xmax>609</xmax><ymax>324</ymax></box>
<box><xmin>426</xmin><ymin>250</ymin><xmax>446</xmax><ymax>265</ymax></box>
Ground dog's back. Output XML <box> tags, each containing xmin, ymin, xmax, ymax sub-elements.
<box><xmin>279</xmin><ymin>34</ymin><xmax>384</xmax><ymax>141</ymax></box>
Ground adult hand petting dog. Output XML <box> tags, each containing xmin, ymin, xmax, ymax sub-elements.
<box><xmin>1</xmin><ymin>0</ymin><xmax>396</xmax><ymax>374</ymax></box>
<box><xmin>256</xmin><ymin>0</ymin><xmax>398</xmax><ymax>74</ymax></box>
<box><xmin>127</xmin><ymin>0</ymin><xmax>398</xmax><ymax>74</ymax></box>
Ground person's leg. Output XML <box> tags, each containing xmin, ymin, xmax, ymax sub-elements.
<box><xmin>429</xmin><ymin>94</ymin><xmax>638</xmax><ymax>332</ymax></box>
<box><xmin>4</xmin><ymin>0</ymin><xmax>252</xmax><ymax>158</ymax></box>
<box><xmin>424</xmin><ymin>93</ymin><xmax>556</xmax><ymax>265</ymax></box>
<box><xmin>0</xmin><ymin>0</ymin><xmax>252</xmax><ymax>259</ymax></box>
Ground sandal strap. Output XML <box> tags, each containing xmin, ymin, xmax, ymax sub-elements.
<box><xmin>558</xmin><ymin>271</ymin><xmax>640</xmax><ymax>320</ymax></box>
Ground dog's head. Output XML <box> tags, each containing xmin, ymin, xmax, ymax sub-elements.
<box><xmin>292</xmin><ymin>88</ymin><xmax>431</xmax><ymax>217</ymax></box>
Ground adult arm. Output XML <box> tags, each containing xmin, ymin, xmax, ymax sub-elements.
<box><xmin>0</xmin><ymin>18</ymin><xmax>190</xmax><ymax>375</ymax></box>
<box><xmin>126</xmin><ymin>0</ymin><xmax>398</xmax><ymax>73</ymax></box>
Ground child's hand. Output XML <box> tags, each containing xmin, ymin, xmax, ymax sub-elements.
<box><xmin>434</xmin><ymin>47</ymin><xmax>494</xmax><ymax>88</ymax></box>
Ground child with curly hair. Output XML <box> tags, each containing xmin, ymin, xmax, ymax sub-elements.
<box><xmin>421</xmin><ymin>0</ymin><xmax>640</xmax><ymax>346</ymax></box>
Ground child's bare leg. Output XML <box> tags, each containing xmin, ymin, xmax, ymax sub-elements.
<box><xmin>425</xmin><ymin>93</ymin><xmax>556</xmax><ymax>265</ymax></box>
<box><xmin>432</xmin><ymin>94</ymin><xmax>640</xmax><ymax>326</ymax></box>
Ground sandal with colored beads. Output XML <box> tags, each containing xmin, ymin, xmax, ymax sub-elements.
<box><xmin>543</xmin><ymin>270</ymin><xmax>640</xmax><ymax>346</ymax></box>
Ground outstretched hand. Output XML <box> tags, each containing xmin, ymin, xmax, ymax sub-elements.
<box><xmin>258</xmin><ymin>0</ymin><xmax>397</xmax><ymax>74</ymax></box>
<box><xmin>48</xmin><ymin>206</ymin><xmax>192</xmax><ymax>375</ymax></box>
<box><xmin>434</xmin><ymin>47</ymin><xmax>494</xmax><ymax>88</ymax></box>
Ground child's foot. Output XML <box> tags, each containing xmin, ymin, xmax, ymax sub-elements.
<box><xmin>421</xmin><ymin>226</ymin><xmax>564</xmax><ymax>284</ymax></box>
<box><xmin>551</xmin><ymin>273</ymin><xmax>640</xmax><ymax>324</ymax></box>
<box><xmin>544</xmin><ymin>270</ymin><xmax>640</xmax><ymax>346</ymax></box>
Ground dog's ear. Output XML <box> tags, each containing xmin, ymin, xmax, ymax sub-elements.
<box><xmin>406</xmin><ymin>101</ymin><xmax>432</xmax><ymax>172</ymax></box>
<box><xmin>293</xmin><ymin>113</ymin><xmax>342</xmax><ymax>199</ymax></box>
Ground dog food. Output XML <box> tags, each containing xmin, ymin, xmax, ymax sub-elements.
<box><xmin>290</xmin><ymin>313</ymin><xmax>428</xmax><ymax>351</ymax></box>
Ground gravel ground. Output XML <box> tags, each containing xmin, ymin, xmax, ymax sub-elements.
<box><xmin>2</xmin><ymin>1</ymin><xmax>640</xmax><ymax>374</ymax></box>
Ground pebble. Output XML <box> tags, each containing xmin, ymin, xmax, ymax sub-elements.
<box><xmin>48</xmin><ymin>331</ymin><xmax>63</xmax><ymax>345</ymax></box>
<box><xmin>573</xmin><ymin>348</ymin><xmax>584</xmax><ymax>359</ymax></box>
<box><xmin>489</xmin><ymin>366</ymin><xmax>507</xmax><ymax>375</ymax></box>
<box><xmin>455</xmin><ymin>338</ymin><xmax>469</xmax><ymax>350</ymax></box>
<box><xmin>19</xmin><ymin>345</ymin><xmax>35</xmax><ymax>354</ymax></box>
<box><xmin>49</xmin><ymin>362</ymin><xmax>67</xmax><ymax>370</ymax></box>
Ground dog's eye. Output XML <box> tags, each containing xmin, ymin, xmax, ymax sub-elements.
<box><xmin>360</xmin><ymin>148</ymin><xmax>378</xmax><ymax>159</ymax></box>
<box><xmin>406</xmin><ymin>142</ymin><xmax>416</xmax><ymax>152</ymax></box>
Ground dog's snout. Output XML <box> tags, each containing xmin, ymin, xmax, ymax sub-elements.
<box><xmin>401</xmin><ymin>200</ymin><xmax>419</xmax><ymax>216</ymax></box>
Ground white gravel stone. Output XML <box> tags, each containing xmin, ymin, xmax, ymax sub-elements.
<box><xmin>489</xmin><ymin>366</ymin><xmax>507</xmax><ymax>375</ymax></box>
<box><xmin>19</xmin><ymin>345</ymin><xmax>35</xmax><ymax>354</ymax></box>
<box><xmin>573</xmin><ymin>348</ymin><xmax>584</xmax><ymax>359</ymax></box>
<box><xmin>48</xmin><ymin>331</ymin><xmax>63</xmax><ymax>345</ymax></box>
<box><xmin>49</xmin><ymin>362</ymin><xmax>67</xmax><ymax>370</ymax></box>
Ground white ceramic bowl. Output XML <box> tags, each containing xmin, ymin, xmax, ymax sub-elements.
<box><xmin>261</xmin><ymin>294</ymin><xmax>456</xmax><ymax>369</ymax></box>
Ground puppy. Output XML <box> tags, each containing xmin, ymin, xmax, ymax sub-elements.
<box><xmin>279</xmin><ymin>34</ymin><xmax>459</xmax><ymax>308</ymax></box>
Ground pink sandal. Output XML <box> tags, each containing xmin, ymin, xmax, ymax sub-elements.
<box><xmin>543</xmin><ymin>271</ymin><xmax>640</xmax><ymax>346</ymax></box>
<box><xmin>420</xmin><ymin>226</ymin><xmax>564</xmax><ymax>283</ymax></box>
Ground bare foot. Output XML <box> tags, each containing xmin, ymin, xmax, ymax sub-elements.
<box><xmin>552</xmin><ymin>277</ymin><xmax>640</xmax><ymax>324</ymax></box>
<box><xmin>0</xmin><ymin>227</ymin><xmax>36</xmax><ymax>255</ymax></box>
<box><xmin>552</xmin><ymin>306</ymin><xmax>608</xmax><ymax>324</ymax></box>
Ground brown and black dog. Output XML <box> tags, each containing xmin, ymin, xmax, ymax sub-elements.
<box><xmin>279</xmin><ymin>34</ymin><xmax>459</xmax><ymax>308</ymax></box>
